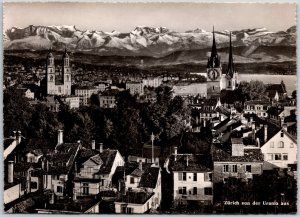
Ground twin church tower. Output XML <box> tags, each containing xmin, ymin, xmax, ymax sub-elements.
<box><xmin>46</xmin><ymin>49</ymin><xmax>72</xmax><ymax>96</ymax></box>
<box><xmin>206</xmin><ymin>28</ymin><xmax>238</xmax><ymax>99</ymax></box>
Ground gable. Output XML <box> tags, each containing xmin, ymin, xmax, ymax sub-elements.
<box><xmin>83</xmin><ymin>158</ymin><xmax>100</xmax><ymax>167</ymax></box>
<box><xmin>261</xmin><ymin>130</ymin><xmax>297</xmax><ymax>152</ymax></box>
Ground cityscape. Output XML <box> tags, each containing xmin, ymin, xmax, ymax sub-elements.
<box><xmin>3</xmin><ymin>2</ymin><xmax>297</xmax><ymax>214</ymax></box>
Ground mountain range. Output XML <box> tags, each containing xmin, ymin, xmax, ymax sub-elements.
<box><xmin>4</xmin><ymin>25</ymin><xmax>296</xmax><ymax>66</ymax></box>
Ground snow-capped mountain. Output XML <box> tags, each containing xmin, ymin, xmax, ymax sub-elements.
<box><xmin>4</xmin><ymin>25</ymin><xmax>296</xmax><ymax>63</ymax></box>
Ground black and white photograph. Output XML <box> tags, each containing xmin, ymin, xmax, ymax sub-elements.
<box><xmin>3</xmin><ymin>2</ymin><xmax>297</xmax><ymax>214</ymax></box>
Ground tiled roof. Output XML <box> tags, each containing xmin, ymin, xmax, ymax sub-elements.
<box><xmin>131</xmin><ymin>168</ymin><xmax>143</xmax><ymax>177</ymax></box>
<box><xmin>168</xmin><ymin>154</ymin><xmax>213</xmax><ymax>172</ymax></box>
<box><xmin>4</xmin><ymin>138</ymin><xmax>15</xmax><ymax>149</ymax></box>
<box><xmin>266</xmin><ymin>83</ymin><xmax>286</xmax><ymax>94</ymax></box>
<box><xmin>212</xmin><ymin>143</ymin><xmax>264</xmax><ymax>162</ymax></box>
<box><xmin>244</xmin><ymin>100</ymin><xmax>271</xmax><ymax>105</ymax></box>
<box><xmin>90</xmin><ymin>155</ymin><xmax>103</xmax><ymax>165</ymax></box>
<box><xmin>255</xmin><ymin>123</ymin><xmax>281</xmax><ymax>146</ymax></box>
<box><xmin>115</xmin><ymin>191</ymin><xmax>154</xmax><ymax>204</ymax></box>
<box><xmin>267</xmin><ymin>106</ymin><xmax>284</xmax><ymax>116</ymax></box>
<box><xmin>215</xmin><ymin>106</ymin><xmax>231</xmax><ymax>116</ymax></box>
<box><xmin>95</xmin><ymin>149</ymin><xmax>118</xmax><ymax>175</ymax></box>
<box><xmin>138</xmin><ymin>167</ymin><xmax>160</xmax><ymax>189</ymax></box>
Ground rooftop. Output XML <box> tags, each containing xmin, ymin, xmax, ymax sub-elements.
<box><xmin>115</xmin><ymin>191</ymin><xmax>154</xmax><ymax>204</ymax></box>
<box><xmin>138</xmin><ymin>167</ymin><xmax>160</xmax><ymax>189</ymax></box>
<box><xmin>168</xmin><ymin>154</ymin><xmax>213</xmax><ymax>172</ymax></box>
<box><xmin>212</xmin><ymin>143</ymin><xmax>264</xmax><ymax>162</ymax></box>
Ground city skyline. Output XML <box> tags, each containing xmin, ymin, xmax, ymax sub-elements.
<box><xmin>4</xmin><ymin>3</ymin><xmax>296</xmax><ymax>32</ymax></box>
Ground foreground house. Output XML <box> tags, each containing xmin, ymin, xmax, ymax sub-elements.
<box><xmin>212</xmin><ymin>137</ymin><xmax>264</xmax><ymax>183</ymax></box>
<box><xmin>74</xmin><ymin>146</ymin><xmax>124</xmax><ymax>195</ymax></box>
<box><xmin>166</xmin><ymin>152</ymin><xmax>213</xmax><ymax>206</ymax></box>
<box><xmin>114</xmin><ymin>165</ymin><xmax>161</xmax><ymax>213</ymax></box>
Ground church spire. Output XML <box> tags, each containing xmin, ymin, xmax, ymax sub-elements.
<box><xmin>207</xmin><ymin>26</ymin><xmax>220</xmax><ymax>68</ymax></box>
<box><xmin>226</xmin><ymin>32</ymin><xmax>235</xmax><ymax>78</ymax></box>
<box><xmin>211</xmin><ymin>26</ymin><xmax>218</xmax><ymax>58</ymax></box>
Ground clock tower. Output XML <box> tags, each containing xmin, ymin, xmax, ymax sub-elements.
<box><xmin>206</xmin><ymin>27</ymin><xmax>222</xmax><ymax>99</ymax></box>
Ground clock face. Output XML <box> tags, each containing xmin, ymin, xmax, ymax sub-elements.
<box><xmin>207</xmin><ymin>69</ymin><xmax>220</xmax><ymax>81</ymax></box>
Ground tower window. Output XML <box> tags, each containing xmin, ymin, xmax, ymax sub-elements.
<box><xmin>213</xmin><ymin>86</ymin><xmax>215</xmax><ymax>90</ymax></box>
<box><xmin>228</xmin><ymin>81</ymin><xmax>231</xmax><ymax>87</ymax></box>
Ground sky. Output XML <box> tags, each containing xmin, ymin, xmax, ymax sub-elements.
<box><xmin>4</xmin><ymin>2</ymin><xmax>296</xmax><ymax>32</ymax></box>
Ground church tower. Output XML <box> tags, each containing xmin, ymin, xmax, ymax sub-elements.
<box><xmin>206</xmin><ymin>27</ymin><xmax>222</xmax><ymax>99</ymax></box>
<box><xmin>220</xmin><ymin>32</ymin><xmax>238</xmax><ymax>90</ymax></box>
<box><xmin>62</xmin><ymin>49</ymin><xmax>71</xmax><ymax>95</ymax></box>
<box><xmin>46</xmin><ymin>49</ymin><xmax>56</xmax><ymax>95</ymax></box>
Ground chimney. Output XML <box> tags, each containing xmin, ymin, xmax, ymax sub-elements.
<box><xmin>186</xmin><ymin>156</ymin><xmax>189</xmax><ymax>167</ymax></box>
<box><xmin>264</xmin><ymin>125</ymin><xmax>268</xmax><ymax>142</ymax></box>
<box><xmin>49</xmin><ymin>192</ymin><xmax>55</xmax><ymax>204</ymax></box>
<box><xmin>73</xmin><ymin>190</ymin><xmax>77</xmax><ymax>201</ymax></box>
<box><xmin>281</xmin><ymin>116</ymin><xmax>285</xmax><ymax>127</ymax></box>
<box><xmin>252</xmin><ymin>121</ymin><xmax>256</xmax><ymax>142</ymax></box>
<box><xmin>99</xmin><ymin>143</ymin><xmax>103</xmax><ymax>153</ymax></box>
<box><xmin>282</xmin><ymin>123</ymin><xmax>288</xmax><ymax>132</ymax></box>
<box><xmin>260</xmin><ymin>124</ymin><xmax>263</xmax><ymax>129</ymax></box>
<box><xmin>91</xmin><ymin>140</ymin><xmax>96</xmax><ymax>150</ymax></box>
<box><xmin>13</xmin><ymin>131</ymin><xmax>17</xmax><ymax>140</ymax></box>
<box><xmin>139</xmin><ymin>161</ymin><xmax>143</xmax><ymax>171</ymax></box>
<box><xmin>8</xmin><ymin>161</ymin><xmax>14</xmax><ymax>183</ymax></box>
<box><xmin>250</xmin><ymin>117</ymin><xmax>253</xmax><ymax>124</ymax></box>
<box><xmin>57</xmin><ymin>130</ymin><xmax>63</xmax><ymax>145</ymax></box>
<box><xmin>77</xmin><ymin>140</ymin><xmax>81</xmax><ymax>144</ymax></box>
<box><xmin>174</xmin><ymin>147</ymin><xmax>178</xmax><ymax>161</ymax></box>
<box><xmin>16</xmin><ymin>131</ymin><xmax>22</xmax><ymax>144</ymax></box>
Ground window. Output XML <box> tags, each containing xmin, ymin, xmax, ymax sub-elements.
<box><xmin>246</xmin><ymin>165</ymin><xmax>251</xmax><ymax>172</ymax></box>
<box><xmin>290</xmin><ymin>143</ymin><xmax>294</xmax><ymax>148</ymax></box>
<box><xmin>283</xmin><ymin>154</ymin><xmax>288</xmax><ymax>161</ymax></box>
<box><xmin>204</xmin><ymin>173</ymin><xmax>212</xmax><ymax>181</ymax></box>
<box><xmin>83</xmin><ymin>183</ymin><xmax>89</xmax><ymax>195</ymax></box>
<box><xmin>193</xmin><ymin>187</ymin><xmax>197</xmax><ymax>195</ymax></box>
<box><xmin>126</xmin><ymin>207</ymin><xmax>133</xmax><ymax>214</ymax></box>
<box><xmin>270</xmin><ymin>142</ymin><xmax>274</xmax><ymax>148</ymax></box>
<box><xmin>275</xmin><ymin>154</ymin><xmax>282</xmax><ymax>160</ymax></box>
<box><xmin>278</xmin><ymin>141</ymin><xmax>284</xmax><ymax>148</ymax></box>
<box><xmin>178</xmin><ymin>172</ymin><xmax>186</xmax><ymax>181</ymax></box>
<box><xmin>182</xmin><ymin>187</ymin><xmax>187</xmax><ymax>195</ymax></box>
<box><xmin>130</xmin><ymin>177</ymin><xmax>135</xmax><ymax>184</ymax></box>
<box><xmin>178</xmin><ymin>187</ymin><xmax>182</xmax><ymax>194</ymax></box>
<box><xmin>193</xmin><ymin>173</ymin><xmax>197</xmax><ymax>181</ymax></box>
<box><xmin>204</xmin><ymin>187</ymin><xmax>213</xmax><ymax>195</ymax></box>
<box><xmin>267</xmin><ymin>154</ymin><xmax>273</xmax><ymax>161</ymax></box>
<box><xmin>281</xmin><ymin>130</ymin><xmax>284</xmax><ymax>137</ymax></box>
<box><xmin>57</xmin><ymin>186</ymin><xmax>63</xmax><ymax>193</ymax></box>
<box><xmin>232</xmin><ymin>165</ymin><xmax>237</xmax><ymax>173</ymax></box>
<box><xmin>31</xmin><ymin>182</ymin><xmax>38</xmax><ymax>189</ymax></box>
<box><xmin>223</xmin><ymin>165</ymin><xmax>229</xmax><ymax>172</ymax></box>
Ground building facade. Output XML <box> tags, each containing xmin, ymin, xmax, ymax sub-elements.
<box><xmin>46</xmin><ymin>49</ymin><xmax>72</xmax><ymax>96</ymax></box>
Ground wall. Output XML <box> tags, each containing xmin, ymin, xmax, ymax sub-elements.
<box><xmin>173</xmin><ymin>171</ymin><xmax>213</xmax><ymax>203</ymax></box>
<box><xmin>213</xmin><ymin>162</ymin><xmax>263</xmax><ymax>183</ymax></box>
<box><xmin>4</xmin><ymin>183</ymin><xmax>23</xmax><ymax>204</ymax></box>
<box><xmin>261</xmin><ymin>130</ymin><xmax>297</xmax><ymax>168</ymax></box>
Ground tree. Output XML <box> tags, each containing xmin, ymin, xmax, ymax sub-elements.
<box><xmin>239</xmin><ymin>80</ymin><xmax>268</xmax><ymax>100</ymax></box>
<box><xmin>3</xmin><ymin>87</ymin><xmax>34</xmax><ymax>137</ymax></box>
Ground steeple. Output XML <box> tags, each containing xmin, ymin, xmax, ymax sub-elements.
<box><xmin>207</xmin><ymin>26</ymin><xmax>221</xmax><ymax>68</ymax></box>
<box><xmin>210</xmin><ymin>26</ymin><xmax>218</xmax><ymax>58</ymax></box>
<box><xmin>226</xmin><ymin>32</ymin><xmax>235</xmax><ymax>78</ymax></box>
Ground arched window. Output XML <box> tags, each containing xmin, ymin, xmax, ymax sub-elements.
<box><xmin>228</xmin><ymin>80</ymin><xmax>231</xmax><ymax>87</ymax></box>
<box><xmin>213</xmin><ymin>86</ymin><xmax>215</xmax><ymax>90</ymax></box>
<box><xmin>278</xmin><ymin>141</ymin><xmax>284</xmax><ymax>148</ymax></box>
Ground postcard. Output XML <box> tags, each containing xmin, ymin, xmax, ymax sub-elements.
<box><xmin>3</xmin><ymin>2</ymin><xmax>297</xmax><ymax>214</ymax></box>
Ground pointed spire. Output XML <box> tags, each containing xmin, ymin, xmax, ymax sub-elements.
<box><xmin>226</xmin><ymin>32</ymin><xmax>235</xmax><ymax>78</ymax></box>
<box><xmin>211</xmin><ymin>26</ymin><xmax>218</xmax><ymax>58</ymax></box>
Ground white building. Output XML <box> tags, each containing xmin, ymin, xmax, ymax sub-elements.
<box><xmin>166</xmin><ymin>151</ymin><xmax>213</xmax><ymax>206</ymax></box>
<box><xmin>142</xmin><ymin>77</ymin><xmax>163</xmax><ymax>88</ymax></box>
<box><xmin>259</xmin><ymin>124</ymin><xmax>297</xmax><ymax>168</ymax></box>
<box><xmin>74</xmin><ymin>86</ymin><xmax>99</xmax><ymax>106</ymax></box>
<box><xmin>126</xmin><ymin>81</ymin><xmax>144</xmax><ymax>96</ymax></box>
